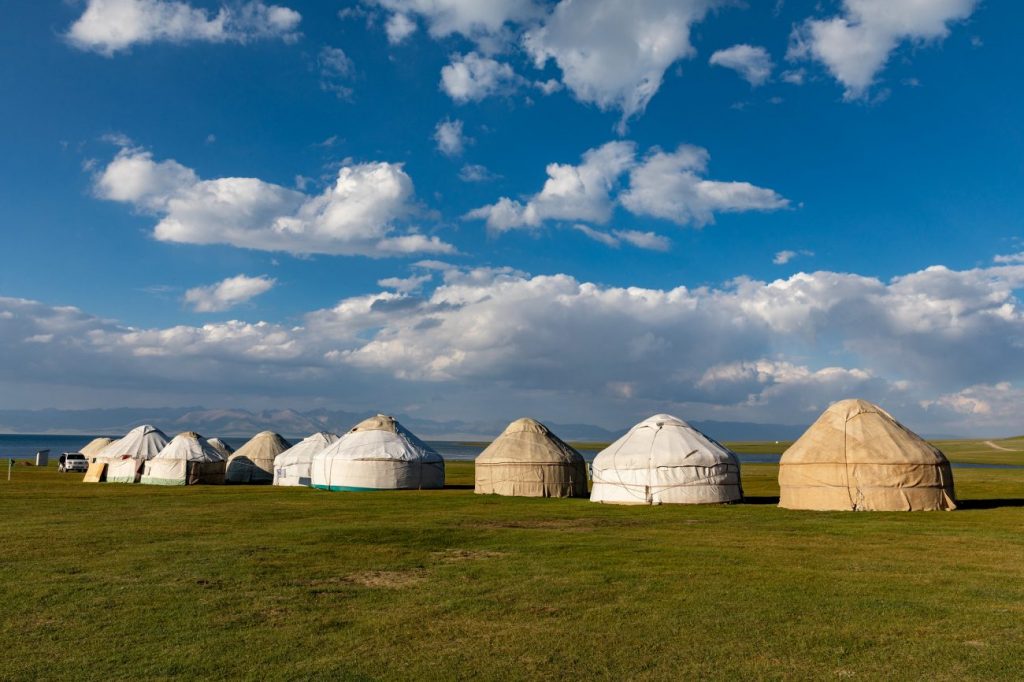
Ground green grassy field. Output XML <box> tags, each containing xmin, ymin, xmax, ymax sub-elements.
<box><xmin>2</xmin><ymin>441</ymin><xmax>1023</xmax><ymax>680</ymax></box>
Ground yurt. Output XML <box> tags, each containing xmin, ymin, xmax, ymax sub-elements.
<box><xmin>590</xmin><ymin>414</ymin><xmax>743</xmax><ymax>505</ymax></box>
<box><xmin>97</xmin><ymin>424</ymin><xmax>170</xmax><ymax>484</ymax></box>
<box><xmin>82</xmin><ymin>437</ymin><xmax>119</xmax><ymax>482</ymax></box>
<box><xmin>224</xmin><ymin>431</ymin><xmax>291</xmax><ymax>484</ymax></box>
<box><xmin>475</xmin><ymin>418</ymin><xmax>588</xmax><ymax>497</ymax></box>
<box><xmin>778</xmin><ymin>399</ymin><xmax>957</xmax><ymax>511</ymax></box>
<box><xmin>273</xmin><ymin>432</ymin><xmax>340</xmax><ymax>487</ymax></box>
<box><xmin>140</xmin><ymin>432</ymin><xmax>226</xmax><ymax>486</ymax></box>
<box><xmin>81</xmin><ymin>437</ymin><xmax>116</xmax><ymax>458</ymax></box>
<box><xmin>208</xmin><ymin>438</ymin><xmax>235</xmax><ymax>459</ymax></box>
<box><xmin>311</xmin><ymin>415</ymin><xmax>444</xmax><ymax>491</ymax></box>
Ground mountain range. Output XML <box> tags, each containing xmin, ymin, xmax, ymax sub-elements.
<box><xmin>0</xmin><ymin>407</ymin><xmax>810</xmax><ymax>442</ymax></box>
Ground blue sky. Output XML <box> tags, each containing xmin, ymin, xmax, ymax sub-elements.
<box><xmin>1</xmin><ymin>0</ymin><xmax>1023</xmax><ymax>435</ymax></box>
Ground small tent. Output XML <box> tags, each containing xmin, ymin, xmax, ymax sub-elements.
<box><xmin>311</xmin><ymin>415</ymin><xmax>444</xmax><ymax>491</ymax></box>
<box><xmin>97</xmin><ymin>424</ymin><xmax>170</xmax><ymax>484</ymax></box>
<box><xmin>591</xmin><ymin>414</ymin><xmax>742</xmax><ymax>505</ymax></box>
<box><xmin>208</xmin><ymin>438</ymin><xmax>235</xmax><ymax>459</ymax></box>
<box><xmin>225</xmin><ymin>431</ymin><xmax>292</xmax><ymax>484</ymax></box>
<box><xmin>778</xmin><ymin>399</ymin><xmax>957</xmax><ymax>511</ymax></box>
<box><xmin>273</xmin><ymin>432</ymin><xmax>340</xmax><ymax>487</ymax></box>
<box><xmin>475</xmin><ymin>418</ymin><xmax>588</xmax><ymax>497</ymax></box>
<box><xmin>140</xmin><ymin>432</ymin><xmax>226</xmax><ymax>486</ymax></box>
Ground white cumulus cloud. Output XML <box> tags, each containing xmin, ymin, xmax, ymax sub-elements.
<box><xmin>440</xmin><ymin>52</ymin><xmax>521</xmax><ymax>102</ymax></box>
<box><xmin>709</xmin><ymin>44</ymin><xmax>774</xmax><ymax>86</ymax></box>
<box><xmin>370</xmin><ymin>0</ymin><xmax>540</xmax><ymax>45</ymax></box>
<box><xmin>469</xmin><ymin>141</ymin><xmax>787</xmax><ymax>233</ymax></box>
<box><xmin>6</xmin><ymin>259</ymin><xmax>1024</xmax><ymax>432</ymax></box>
<box><xmin>184</xmin><ymin>274</ymin><xmax>276</xmax><ymax>312</ymax></box>
<box><xmin>93</xmin><ymin>147</ymin><xmax>454</xmax><ymax>257</ymax></box>
<box><xmin>788</xmin><ymin>0</ymin><xmax>978</xmax><ymax>100</ymax></box>
<box><xmin>620</xmin><ymin>145</ymin><xmax>789</xmax><ymax>226</ymax></box>
<box><xmin>66</xmin><ymin>0</ymin><xmax>301</xmax><ymax>56</ymax></box>
<box><xmin>773</xmin><ymin>249</ymin><xmax>813</xmax><ymax>265</ymax></box>
<box><xmin>433</xmin><ymin>118</ymin><xmax>469</xmax><ymax>157</ymax></box>
<box><xmin>523</xmin><ymin>0</ymin><xmax>718</xmax><ymax>132</ymax></box>
<box><xmin>466</xmin><ymin>141</ymin><xmax>636</xmax><ymax>233</ymax></box>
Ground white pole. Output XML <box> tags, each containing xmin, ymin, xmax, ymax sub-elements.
<box><xmin>7</xmin><ymin>458</ymin><xmax>11</xmax><ymax>481</ymax></box>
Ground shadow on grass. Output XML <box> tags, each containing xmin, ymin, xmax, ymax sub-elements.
<box><xmin>957</xmin><ymin>498</ymin><xmax>1024</xmax><ymax>510</ymax></box>
<box><xmin>742</xmin><ymin>496</ymin><xmax>780</xmax><ymax>505</ymax></box>
<box><xmin>444</xmin><ymin>484</ymin><xmax>475</xmax><ymax>490</ymax></box>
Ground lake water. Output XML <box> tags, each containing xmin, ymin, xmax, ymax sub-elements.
<box><xmin>0</xmin><ymin>434</ymin><xmax>1020</xmax><ymax>469</ymax></box>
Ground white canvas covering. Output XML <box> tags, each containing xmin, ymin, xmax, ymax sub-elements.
<box><xmin>273</xmin><ymin>432</ymin><xmax>339</xmax><ymax>487</ymax></box>
<box><xmin>778</xmin><ymin>399</ymin><xmax>957</xmax><ymax>511</ymax></box>
<box><xmin>311</xmin><ymin>415</ymin><xmax>444</xmax><ymax>491</ymax></box>
<box><xmin>208</xmin><ymin>438</ymin><xmax>234</xmax><ymax>458</ymax></box>
<box><xmin>96</xmin><ymin>424</ymin><xmax>170</xmax><ymax>484</ymax></box>
<box><xmin>141</xmin><ymin>431</ymin><xmax>226</xmax><ymax>486</ymax></box>
<box><xmin>591</xmin><ymin>414</ymin><xmax>743</xmax><ymax>505</ymax></box>
<box><xmin>475</xmin><ymin>418</ymin><xmax>588</xmax><ymax>497</ymax></box>
<box><xmin>225</xmin><ymin>431</ymin><xmax>291</xmax><ymax>484</ymax></box>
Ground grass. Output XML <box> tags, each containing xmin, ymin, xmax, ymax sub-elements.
<box><xmin>1</xmin><ymin>443</ymin><xmax>1023</xmax><ymax>680</ymax></box>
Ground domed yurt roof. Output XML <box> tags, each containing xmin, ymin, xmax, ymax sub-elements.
<box><xmin>311</xmin><ymin>415</ymin><xmax>444</xmax><ymax>490</ymax></box>
<box><xmin>327</xmin><ymin>415</ymin><xmax>442</xmax><ymax>463</ymax></box>
<box><xmin>475</xmin><ymin>418</ymin><xmax>588</xmax><ymax>497</ymax></box>
<box><xmin>590</xmin><ymin>414</ymin><xmax>742</xmax><ymax>505</ymax></box>
<box><xmin>779</xmin><ymin>399</ymin><xmax>956</xmax><ymax>511</ymax></box>
<box><xmin>81</xmin><ymin>437</ymin><xmax>116</xmax><ymax>457</ymax></box>
<box><xmin>477</xmin><ymin>418</ymin><xmax>583</xmax><ymax>464</ymax></box>
<box><xmin>275</xmin><ymin>432</ymin><xmax>339</xmax><ymax>468</ymax></box>
<box><xmin>208</xmin><ymin>438</ymin><xmax>234</xmax><ymax>458</ymax></box>
<box><xmin>273</xmin><ymin>432</ymin><xmax>340</xmax><ymax>487</ymax></box>
<box><xmin>225</xmin><ymin>431</ymin><xmax>291</xmax><ymax>484</ymax></box>
<box><xmin>154</xmin><ymin>432</ymin><xmax>225</xmax><ymax>462</ymax></box>
<box><xmin>96</xmin><ymin>424</ymin><xmax>169</xmax><ymax>460</ymax></box>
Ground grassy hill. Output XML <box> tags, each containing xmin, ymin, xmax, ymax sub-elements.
<box><xmin>1</xmin><ymin>452</ymin><xmax>1023</xmax><ymax>679</ymax></box>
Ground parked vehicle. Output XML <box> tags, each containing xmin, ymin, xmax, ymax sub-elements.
<box><xmin>58</xmin><ymin>452</ymin><xmax>88</xmax><ymax>473</ymax></box>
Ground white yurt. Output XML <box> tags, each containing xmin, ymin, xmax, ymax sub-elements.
<box><xmin>311</xmin><ymin>415</ymin><xmax>444</xmax><ymax>491</ymax></box>
<box><xmin>590</xmin><ymin>414</ymin><xmax>743</xmax><ymax>505</ymax></box>
<box><xmin>273</xmin><ymin>432</ymin><xmax>340</xmax><ymax>487</ymax></box>
<box><xmin>224</xmin><ymin>431</ymin><xmax>291</xmax><ymax>484</ymax></box>
<box><xmin>208</xmin><ymin>438</ymin><xmax>235</xmax><ymax>459</ymax></box>
<box><xmin>97</xmin><ymin>424</ymin><xmax>170</xmax><ymax>484</ymax></box>
<box><xmin>140</xmin><ymin>432</ymin><xmax>226</xmax><ymax>486</ymax></box>
<box><xmin>475</xmin><ymin>418</ymin><xmax>588</xmax><ymax>497</ymax></box>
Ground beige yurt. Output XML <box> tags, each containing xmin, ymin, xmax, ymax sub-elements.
<box><xmin>475</xmin><ymin>418</ymin><xmax>588</xmax><ymax>497</ymax></box>
<box><xmin>208</xmin><ymin>438</ymin><xmax>235</xmax><ymax>459</ymax></box>
<box><xmin>81</xmin><ymin>437</ymin><xmax>116</xmax><ymax>458</ymax></box>
<box><xmin>591</xmin><ymin>414</ymin><xmax>743</xmax><ymax>505</ymax></box>
<box><xmin>311</xmin><ymin>415</ymin><xmax>444</xmax><ymax>491</ymax></box>
<box><xmin>224</xmin><ymin>431</ymin><xmax>291</xmax><ymax>484</ymax></box>
<box><xmin>82</xmin><ymin>437</ymin><xmax>119</xmax><ymax>482</ymax></box>
<box><xmin>273</xmin><ymin>432</ymin><xmax>340</xmax><ymax>487</ymax></box>
<box><xmin>140</xmin><ymin>432</ymin><xmax>226</xmax><ymax>486</ymax></box>
<box><xmin>95</xmin><ymin>424</ymin><xmax>170</xmax><ymax>484</ymax></box>
<box><xmin>779</xmin><ymin>399</ymin><xmax>957</xmax><ymax>511</ymax></box>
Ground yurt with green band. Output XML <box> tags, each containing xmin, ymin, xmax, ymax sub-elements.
<box><xmin>98</xmin><ymin>424</ymin><xmax>170</xmax><ymax>484</ymax></box>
